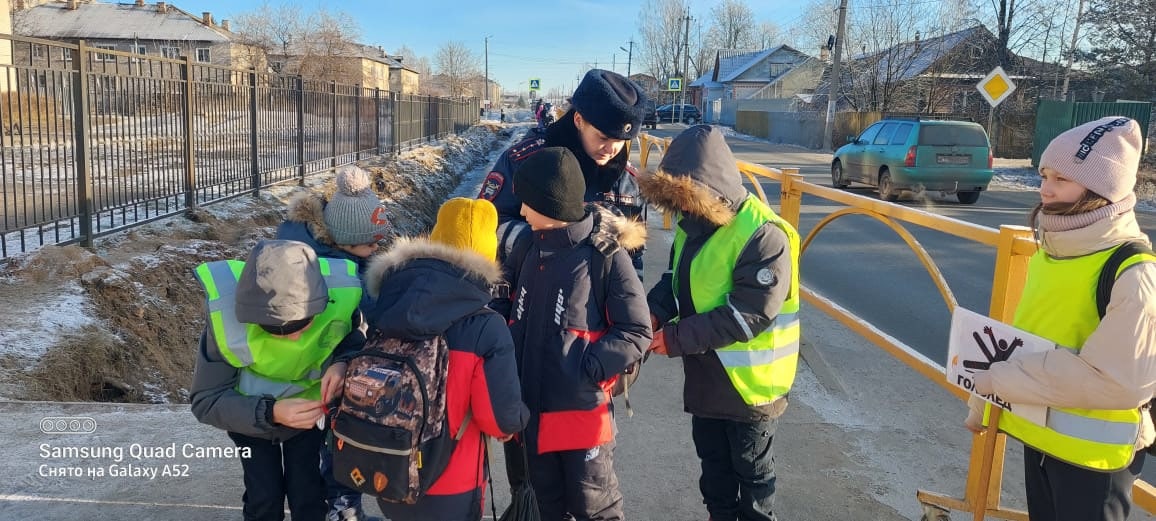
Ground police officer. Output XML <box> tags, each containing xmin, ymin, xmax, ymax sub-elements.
<box><xmin>478</xmin><ymin>69</ymin><xmax>649</xmax><ymax>277</ymax></box>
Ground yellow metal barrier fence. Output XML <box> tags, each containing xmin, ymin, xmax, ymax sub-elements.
<box><xmin>636</xmin><ymin>132</ymin><xmax>1156</xmax><ymax>521</ymax></box>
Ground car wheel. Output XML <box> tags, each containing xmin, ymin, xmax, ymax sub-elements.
<box><xmin>956</xmin><ymin>190</ymin><xmax>981</xmax><ymax>204</ymax></box>
<box><xmin>686</xmin><ymin>116</ymin><xmax>697</xmax><ymax>124</ymax></box>
<box><xmin>831</xmin><ymin>160</ymin><xmax>849</xmax><ymax>188</ymax></box>
<box><xmin>878</xmin><ymin>169</ymin><xmax>899</xmax><ymax>202</ymax></box>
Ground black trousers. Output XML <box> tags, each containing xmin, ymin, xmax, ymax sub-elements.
<box><xmin>691</xmin><ymin>415</ymin><xmax>778</xmax><ymax>521</ymax></box>
<box><xmin>228</xmin><ymin>429</ymin><xmax>327</xmax><ymax>521</ymax></box>
<box><xmin>523</xmin><ymin>438</ymin><xmax>623</xmax><ymax>521</ymax></box>
<box><xmin>1023</xmin><ymin>446</ymin><xmax>1145</xmax><ymax>521</ymax></box>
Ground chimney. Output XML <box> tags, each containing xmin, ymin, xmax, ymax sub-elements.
<box><xmin>134</xmin><ymin>0</ymin><xmax>144</xmax><ymax>6</ymax></box>
<box><xmin>67</xmin><ymin>0</ymin><xmax>78</xmax><ymax>10</ymax></box>
<box><xmin>156</xmin><ymin>2</ymin><xmax>167</xmax><ymax>13</ymax></box>
<box><xmin>221</xmin><ymin>19</ymin><xmax>230</xmax><ymax>31</ymax></box>
<box><xmin>202</xmin><ymin>12</ymin><xmax>213</xmax><ymax>26</ymax></box>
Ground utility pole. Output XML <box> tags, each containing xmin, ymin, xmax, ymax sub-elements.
<box><xmin>620</xmin><ymin>40</ymin><xmax>634</xmax><ymax>77</ymax></box>
<box><xmin>823</xmin><ymin>0</ymin><xmax>849</xmax><ymax>151</ymax></box>
<box><xmin>1060</xmin><ymin>0</ymin><xmax>1084</xmax><ymax>101</ymax></box>
<box><xmin>679</xmin><ymin>8</ymin><xmax>691</xmax><ymax>123</ymax></box>
<box><xmin>483</xmin><ymin>35</ymin><xmax>490</xmax><ymax>114</ymax></box>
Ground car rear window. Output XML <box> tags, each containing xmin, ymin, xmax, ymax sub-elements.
<box><xmin>918</xmin><ymin>125</ymin><xmax>988</xmax><ymax>147</ymax></box>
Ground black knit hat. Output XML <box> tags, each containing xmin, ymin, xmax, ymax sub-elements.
<box><xmin>571</xmin><ymin>69</ymin><xmax>647</xmax><ymax>140</ymax></box>
<box><xmin>513</xmin><ymin>147</ymin><xmax>587</xmax><ymax>222</ymax></box>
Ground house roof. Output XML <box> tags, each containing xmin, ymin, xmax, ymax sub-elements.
<box><xmin>691</xmin><ymin>45</ymin><xmax>806</xmax><ymax>88</ymax></box>
<box><xmin>17</xmin><ymin>2</ymin><xmax>232</xmax><ymax>43</ymax></box>
<box><xmin>270</xmin><ymin>41</ymin><xmax>418</xmax><ymax>73</ymax></box>
<box><xmin>852</xmin><ymin>25</ymin><xmax>989</xmax><ymax>82</ymax></box>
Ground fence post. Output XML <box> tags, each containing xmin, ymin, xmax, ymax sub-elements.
<box><xmin>248</xmin><ymin>67</ymin><xmax>260</xmax><ymax>195</ymax></box>
<box><xmin>330</xmin><ymin>80</ymin><xmax>337</xmax><ymax>169</ymax></box>
<box><xmin>779</xmin><ymin>169</ymin><xmax>804</xmax><ymax>229</ymax></box>
<box><xmin>374</xmin><ymin>87</ymin><xmax>381</xmax><ymax>155</ymax></box>
<box><xmin>180</xmin><ymin>55</ymin><xmax>196</xmax><ymax>209</ymax></box>
<box><xmin>354</xmin><ymin>83</ymin><xmax>361</xmax><ymax>161</ymax></box>
<box><xmin>71</xmin><ymin>40</ymin><xmax>94</xmax><ymax>247</ymax></box>
<box><xmin>296</xmin><ymin>75</ymin><xmax>305</xmax><ymax>185</ymax></box>
<box><xmin>392</xmin><ymin>91</ymin><xmax>400</xmax><ymax>155</ymax></box>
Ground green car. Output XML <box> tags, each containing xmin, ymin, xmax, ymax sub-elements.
<box><xmin>831</xmin><ymin>118</ymin><xmax>994</xmax><ymax>204</ymax></box>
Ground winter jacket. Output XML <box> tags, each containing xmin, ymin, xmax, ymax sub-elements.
<box><xmin>189</xmin><ymin>311</ymin><xmax>366</xmax><ymax>443</ymax></box>
<box><xmin>505</xmin><ymin>208</ymin><xmax>651</xmax><ymax>454</ymax></box>
<box><xmin>276</xmin><ymin>191</ymin><xmax>368</xmax><ymax>272</ymax></box>
<box><xmin>968</xmin><ymin>211</ymin><xmax>1156</xmax><ymax>451</ymax></box>
<box><xmin>478</xmin><ymin>110</ymin><xmax>646</xmax><ymax>224</ymax></box>
<box><xmin>362</xmin><ymin>238</ymin><xmax>529</xmax><ymax>519</ymax></box>
<box><xmin>642</xmin><ymin>125</ymin><xmax>795</xmax><ymax>423</ymax></box>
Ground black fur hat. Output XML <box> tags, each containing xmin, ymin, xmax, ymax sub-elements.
<box><xmin>570</xmin><ymin>69</ymin><xmax>647</xmax><ymax>140</ymax></box>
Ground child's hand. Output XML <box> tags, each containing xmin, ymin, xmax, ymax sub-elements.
<box><xmin>648</xmin><ymin>330</ymin><xmax>669</xmax><ymax>356</ymax></box>
<box><xmin>321</xmin><ymin>362</ymin><xmax>348</xmax><ymax>404</ymax></box>
<box><xmin>272</xmin><ymin>398</ymin><xmax>324</xmax><ymax>430</ymax></box>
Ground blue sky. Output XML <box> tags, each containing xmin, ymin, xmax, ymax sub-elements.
<box><xmin>186</xmin><ymin>0</ymin><xmax>806</xmax><ymax>98</ymax></box>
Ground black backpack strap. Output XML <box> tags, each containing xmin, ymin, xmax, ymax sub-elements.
<box><xmin>1095</xmin><ymin>241</ymin><xmax>1155</xmax><ymax>319</ymax></box>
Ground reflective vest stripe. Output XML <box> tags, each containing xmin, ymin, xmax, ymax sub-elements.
<box><xmin>1047</xmin><ymin>408</ymin><xmax>1139</xmax><ymax>446</ymax></box>
<box><xmin>726</xmin><ymin>295</ymin><xmax>755</xmax><ymax>341</ymax></box>
<box><xmin>238</xmin><ymin>370</ymin><xmax>311</xmax><ymax>399</ymax></box>
<box><xmin>198</xmin><ymin>261</ymin><xmax>250</xmax><ymax>367</ymax></box>
<box><xmin>716</xmin><ymin>340</ymin><xmax>800</xmax><ymax>367</ymax></box>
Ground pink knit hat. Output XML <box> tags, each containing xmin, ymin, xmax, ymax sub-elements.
<box><xmin>1038</xmin><ymin>116</ymin><xmax>1142</xmax><ymax>203</ymax></box>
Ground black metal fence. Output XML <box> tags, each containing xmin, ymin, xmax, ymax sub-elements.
<box><xmin>0</xmin><ymin>34</ymin><xmax>479</xmax><ymax>258</ymax></box>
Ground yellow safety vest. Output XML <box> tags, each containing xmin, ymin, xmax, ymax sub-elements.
<box><xmin>984</xmin><ymin>244</ymin><xmax>1155</xmax><ymax>471</ymax></box>
<box><xmin>195</xmin><ymin>257</ymin><xmax>362</xmax><ymax>401</ymax></box>
<box><xmin>672</xmin><ymin>195</ymin><xmax>801</xmax><ymax>405</ymax></box>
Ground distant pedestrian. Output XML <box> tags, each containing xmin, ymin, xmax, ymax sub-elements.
<box><xmin>500</xmin><ymin>108</ymin><xmax>506</xmax><ymax>123</ymax></box>
<box><xmin>190</xmin><ymin>240</ymin><xmax>367</xmax><ymax>521</ymax></box>
<box><xmin>964</xmin><ymin>116</ymin><xmax>1156</xmax><ymax>521</ymax></box>
<box><xmin>641</xmin><ymin>125</ymin><xmax>801</xmax><ymax>521</ymax></box>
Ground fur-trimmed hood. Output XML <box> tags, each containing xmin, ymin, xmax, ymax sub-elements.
<box><xmin>285</xmin><ymin>191</ymin><xmax>336</xmax><ymax>246</ymax></box>
<box><xmin>638</xmin><ymin>125</ymin><xmax>748</xmax><ymax>227</ymax></box>
<box><xmin>362</xmin><ymin>237</ymin><xmax>501</xmax><ymax>338</ymax></box>
<box><xmin>591</xmin><ymin>204</ymin><xmax>648</xmax><ymax>252</ymax></box>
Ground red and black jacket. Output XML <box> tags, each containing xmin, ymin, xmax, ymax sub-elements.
<box><xmin>363</xmin><ymin>238</ymin><xmax>529</xmax><ymax>519</ymax></box>
<box><xmin>506</xmin><ymin>211</ymin><xmax>651</xmax><ymax>453</ymax></box>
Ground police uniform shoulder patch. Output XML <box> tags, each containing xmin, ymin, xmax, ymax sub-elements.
<box><xmin>509</xmin><ymin>137</ymin><xmax>546</xmax><ymax>162</ymax></box>
<box><xmin>756</xmin><ymin>268</ymin><xmax>777</xmax><ymax>286</ymax></box>
<box><xmin>479</xmin><ymin>172</ymin><xmax>504</xmax><ymax>201</ymax></box>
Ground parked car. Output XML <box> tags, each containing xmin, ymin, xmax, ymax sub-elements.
<box><xmin>642</xmin><ymin>99</ymin><xmax>658</xmax><ymax>129</ymax></box>
<box><xmin>831</xmin><ymin>118</ymin><xmax>994</xmax><ymax>204</ymax></box>
<box><xmin>655</xmin><ymin>103</ymin><xmax>701</xmax><ymax>124</ymax></box>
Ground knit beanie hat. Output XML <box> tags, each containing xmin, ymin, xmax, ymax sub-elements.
<box><xmin>235</xmin><ymin>240</ymin><xmax>329</xmax><ymax>327</ymax></box>
<box><xmin>1039</xmin><ymin>116</ymin><xmax>1142</xmax><ymax>203</ymax></box>
<box><xmin>570</xmin><ymin>69</ymin><xmax>647</xmax><ymax>140</ymax></box>
<box><xmin>324</xmin><ymin>165</ymin><xmax>390</xmax><ymax>245</ymax></box>
<box><xmin>429</xmin><ymin>198</ymin><xmax>499</xmax><ymax>261</ymax></box>
<box><xmin>513</xmin><ymin>147</ymin><xmax>587</xmax><ymax>222</ymax></box>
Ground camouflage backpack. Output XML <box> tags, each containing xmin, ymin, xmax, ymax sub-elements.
<box><xmin>331</xmin><ymin>333</ymin><xmax>469</xmax><ymax>504</ymax></box>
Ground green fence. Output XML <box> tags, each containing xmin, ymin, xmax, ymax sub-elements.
<box><xmin>1032</xmin><ymin>100</ymin><xmax>1152</xmax><ymax>166</ymax></box>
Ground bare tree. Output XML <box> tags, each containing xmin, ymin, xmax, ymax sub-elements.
<box><xmin>705</xmin><ymin>0</ymin><xmax>759</xmax><ymax>50</ymax></box>
<box><xmin>786</xmin><ymin>0</ymin><xmax>838</xmax><ymax>56</ymax></box>
<box><xmin>232</xmin><ymin>4</ymin><xmax>362</xmax><ymax>83</ymax></box>
<box><xmin>1083</xmin><ymin>0</ymin><xmax>1156</xmax><ymax>100</ymax></box>
<box><xmin>436</xmin><ymin>41</ymin><xmax>480</xmax><ymax>97</ymax></box>
<box><xmin>638</xmin><ymin>0</ymin><xmax>691</xmax><ymax>82</ymax></box>
<box><xmin>842</xmin><ymin>0</ymin><xmax>941</xmax><ymax>112</ymax></box>
<box><xmin>754</xmin><ymin>21</ymin><xmax>782</xmax><ymax>50</ymax></box>
<box><xmin>394</xmin><ymin>45</ymin><xmax>432</xmax><ymax>77</ymax></box>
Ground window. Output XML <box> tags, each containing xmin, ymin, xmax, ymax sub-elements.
<box><xmin>161</xmin><ymin>47</ymin><xmax>180</xmax><ymax>59</ymax></box>
<box><xmin>857</xmin><ymin>123</ymin><xmax>883</xmax><ymax>144</ymax></box>
<box><xmin>94</xmin><ymin>44</ymin><xmax>116</xmax><ymax>63</ymax></box>
<box><xmin>918</xmin><ymin>125</ymin><xmax>989</xmax><ymax>147</ymax></box>
<box><xmin>270</xmin><ymin>61</ymin><xmax>283</xmax><ymax>73</ymax></box>
<box><xmin>130</xmin><ymin>45</ymin><xmax>147</xmax><ymax>63</ymax></box>
<box><xmin>59</xmin><ymin>48</ymin><xmax>73</xmax><ymax>62</ymax></box>
<box><xmin>889</xmin><ymin>123</ymin><xmax>913</xmax><ymax>145</ymax></box>
<box><xmin>872</xmin><ymin>123</ymin><xmax>898</xmax><ymax>145</ymax></box>
<box><xmin>31</xmin><ymin>44</ymin><xmax>45</xmax><ymax>59</ymax></box>
<box><xmin>195</xmin><ymin>48</ymin><xmax>210</xmax><ymax>63</ymax></box>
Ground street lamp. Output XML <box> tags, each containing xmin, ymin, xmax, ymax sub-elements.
<box><xmin>619</xmin><ymin>40</ymin><xmax>634</xmax><ymax>77</ymax></box>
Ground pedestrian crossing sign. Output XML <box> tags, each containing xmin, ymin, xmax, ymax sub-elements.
<box><xmin>667</xmin><ymin>78</ymin><xmax>683</xmax><ymax>91</ymax></box>
<box><xmin>529</xmin><ymin>79</ymin><xmax>540</xmax><ymax>91</ymax></box>
<box><xmin>976</xmin><ymin>67</ymin><xmax>1015</xmax><ymax>108</ymax></box>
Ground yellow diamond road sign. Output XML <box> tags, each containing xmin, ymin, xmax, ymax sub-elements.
<box><xmin>977</xmin><ymin>66</ymin><xmax>1016</xmax><ymax>108</ymax></box>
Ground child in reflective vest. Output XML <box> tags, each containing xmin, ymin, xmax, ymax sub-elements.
<box><xmin>190</xmin><ymin>239</ymin><xmax>367</xmax><ymax>521</ymax></box>
<box><xmin>964</xmin><ymin>117</ymin><xmax>1156</xmax><ymax>521</ymax></box>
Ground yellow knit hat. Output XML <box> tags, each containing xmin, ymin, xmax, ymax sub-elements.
<box><xmin>429</xmin><ymin>197</ymin><xmax>499</xmax><ymax>261</ymax></box>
